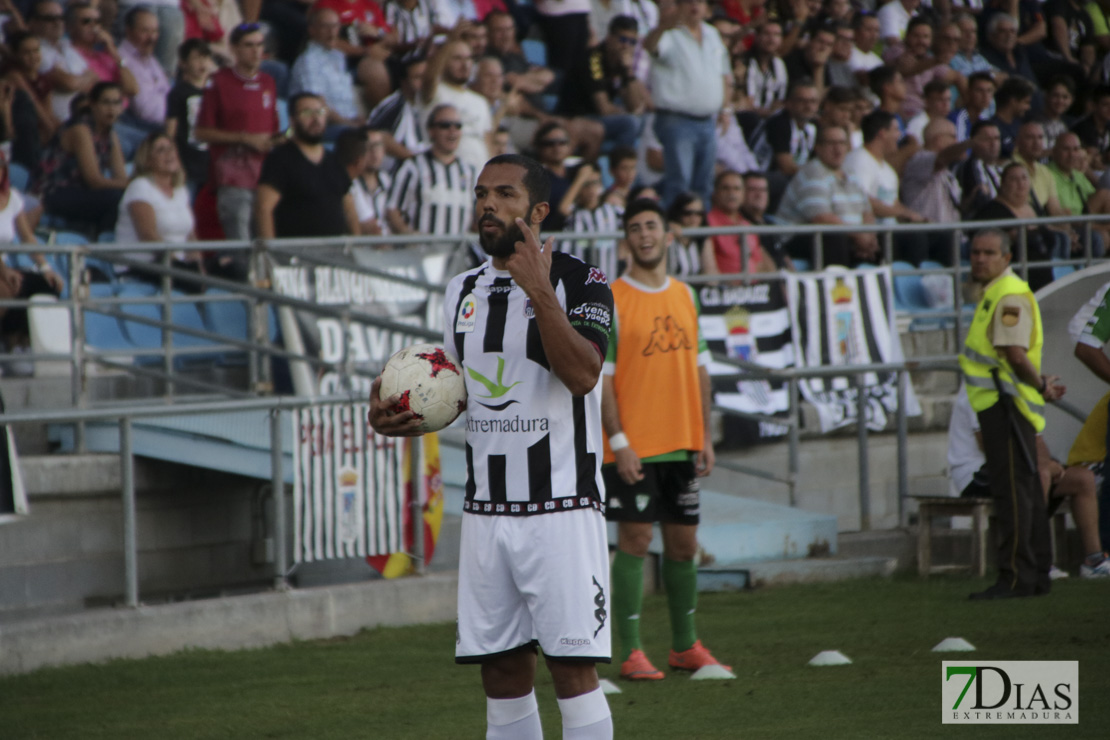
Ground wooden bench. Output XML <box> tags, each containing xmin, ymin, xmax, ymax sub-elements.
<box><xmin>913</xmin><ymin>496</ymin><xmax>993</xmax><ymax>577</ymax></box>
<box><xmin>912</xmin><ymin>496</ymin><xmax>1071</xmax><ymax>577</ymax></box>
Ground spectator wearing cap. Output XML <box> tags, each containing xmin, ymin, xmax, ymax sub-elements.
<box><xmin>116</xmin><ymin>0</ymin><xmax>184</xmax><ymax>77</ymax></box>
<box><xmin>645</xmin><ymin>0</ymin><xmax>731</xmax><ymax>207</ymax></box>
<box><xmin>386</xmin><ymin>103</ymin><xmax>476</xmax><ymax>237</ymax></box>
<box><xmin>194</xmin><ymin>23</ymin><xmax>281</xmax><ymax>254</ymax></box>
<box><xmin>256</xmin><ymin>92</ymin><xmax>357</xmax><ymax>239</ymax></box>
<box><xmin>289</xmin><ymin>6</ymin><xmax>365</xmax><ymax>134</ymax></box>
<box><xmin>558</xmin><ymin>15</ymin><xmax>647</xmax><ymax>152</ymax></box>
<box><xmin>118</xmin><ymin>6</ymin><xmax>171</xmax><ymax>131</ymax></box>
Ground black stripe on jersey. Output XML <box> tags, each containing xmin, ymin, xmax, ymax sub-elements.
<box><xmin>488</xmin><ymin>454</ymin><xmax>507</xmax><ymax>503</ymax></box>
<box><xmin>452</xmin><ymin>269</ymin><xmax>484</xmax><ymax>363</ymax></box>
<box><xmin>527</xmin><ymin>434</ymin><xmax>552</xmax><ymax>502</ymax></box>
<box><xmin>572</xmin><ymin>395</ymin><xmax>599</xmax><ymax>501</ymax></box>
<box><xmin>483</xmin><ymin>277</ymin><xmax>512</xmax><ymax>353</ymax></box>
<box><xmin>465</xmin><ymin>442</ymin><xmax>476</xmax><ymax>499</ymax></box>
<box><xmin>525</xmin><ymin>307</ymin><xmax>548</xmax><ymax>369</ymax></box>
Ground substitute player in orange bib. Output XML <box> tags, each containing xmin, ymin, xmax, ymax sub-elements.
<box><xmin>601</xmin><ymin>197</ymin><xmax>730</xmax><ymax>679</ymax></box>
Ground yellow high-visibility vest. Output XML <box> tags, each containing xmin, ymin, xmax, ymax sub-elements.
<box><xmin>959</xmin><ymin>273</ymin><xmax>1046</xmax><ymax>431</ymax></box>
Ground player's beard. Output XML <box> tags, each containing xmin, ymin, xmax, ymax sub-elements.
<box><xmin>478</xmin><ymin>212</ymin><xmax>529</xmax><ymax>259</ymax></box>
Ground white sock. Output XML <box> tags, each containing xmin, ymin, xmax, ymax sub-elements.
<box><xmin>487</xmin><ymin>690</ymin><xmax>543</xmax><ymax>740</ymax></box>
<box><xmin>557</xmin><ymin>687</ymin><xmax>612</xmax><ymax>739</ymax></box>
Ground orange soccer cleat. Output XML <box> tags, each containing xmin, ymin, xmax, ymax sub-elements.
<box><xmin>668</xmin><ymin>640</ymin><xmax>731</xmax><ymax>672</ymax></box>
<box><xmin>619</xmin><ymin>649</ymin><xmax>665</xmax><ymax>680</ymax></box>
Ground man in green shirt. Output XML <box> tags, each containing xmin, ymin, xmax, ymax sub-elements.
<box><xmin>1048</xmin><ymin>132</ymin><xmax>1109</xmax><ymax>256</ymax></box>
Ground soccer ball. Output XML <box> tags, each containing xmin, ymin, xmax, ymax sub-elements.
<box><xmin>379</xmin><ymin>343</ymin><xmax>467</xmax><ymax>433</ymax></box>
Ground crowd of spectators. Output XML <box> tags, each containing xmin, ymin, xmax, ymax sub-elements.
<box><xmin>3</xmin><ymin>0</ymin><xmax>1110</xmax><ymax>304</ymax></box>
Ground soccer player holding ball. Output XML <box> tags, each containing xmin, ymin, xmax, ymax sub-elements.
<box><xmin>370</xmin><ymin>154</ymin><xmax>616</xmax><ymax>739</ymax></box>
<box><xmin>603</xmin><ymin>198</ymin><xmax>730</xmax><ymax>680</ymax></box>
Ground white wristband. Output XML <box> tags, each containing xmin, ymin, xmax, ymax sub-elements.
<box><xmin>609</xmin><ymin>432</ymin><xmax>629</xmax><ymax>451</ymax></box>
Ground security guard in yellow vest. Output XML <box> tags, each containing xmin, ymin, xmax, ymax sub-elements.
<box><xmin>959</xmin><ymin>228</ymin><xmax>1067</xmax><ymax>599</ymax></box>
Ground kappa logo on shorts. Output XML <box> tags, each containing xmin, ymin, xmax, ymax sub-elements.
<box><xmin>592</xmin><ymin>576</ymin><xmax>607</xmax><ymax>638</ymax></box>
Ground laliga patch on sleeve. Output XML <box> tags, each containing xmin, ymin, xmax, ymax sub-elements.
<box><xmin>1001</xmin><ymin>305</ymin><xmax>1021</xmax><ymax>327</ymax></box>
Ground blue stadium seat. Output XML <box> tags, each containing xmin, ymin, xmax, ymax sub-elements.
<box><xmin>1052</xmin><ymin>264</ymin><xmax>1076</xmax><ymax>281</ymax></box>
<box><xmin>891</xmin><ymin>260</ymin><xmax>929</xmax><ymax>312</ymax></box>
<box><xmin>83</xmin><ymin>304</ymin><xmax>137</xmax><ymax>355</ymax></box>
<box><xmin>117</xmin><ymin>289</ymin><xmax>221</xmax><ymax>367</ymax></box>
<box><xmin>521</xmin><ymin>39</ymin><xmax>547</xmax><ymax>68</ymax></box>
<box><xmin>9</xmin><ymin>162</ymin><xmax>29</xmax><ymax>191</ymax></box>
<box><xmin>277</xmin><ymin>98</ymin><xmax>289</xmax><ymax>133</ymax></box>
<box><xmin>793</xmin><ymin>258</ymin><xmax>811</xmax><ymax>273</ymax></box>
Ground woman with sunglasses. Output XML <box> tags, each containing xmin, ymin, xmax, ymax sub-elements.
<box><xmin>665</xmin><ymin>192</ymin><xmax>710</xmax><ymax>277</ymax></box>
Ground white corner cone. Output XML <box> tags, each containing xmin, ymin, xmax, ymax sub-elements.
<box><xmin>690</xmin><ymin>664</ymin><xmax>736</xmax><ymax>680</ymax></box>
<box><xmin>932</xmin><ymin>637</ymin><xmax>976</xmax><ymax>652</ymax></box>
<box><xmin>808</xmin><ymin>650</ymin><xmax>852</xmax><ymax>666</ymax></box>
<box><xmin>599</xmin><ymin>678</ymin><xmax>622</xmax><ymax>694</ymax></box>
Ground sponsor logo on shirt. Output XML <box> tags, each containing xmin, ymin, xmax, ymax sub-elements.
<box><xmin>456</xmin><ymin>293</ymin><xmax>477</xmax><ymax>332</ymax></box>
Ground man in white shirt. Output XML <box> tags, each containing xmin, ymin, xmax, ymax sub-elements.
<box><xmin>877</xmin><ymin>0</ymin><xmax>920</xmax><ymax>48</ymax></box>
<box><xmin>644</xmin><ymin>0</ymin><xmax>730</xmax><ymax>207</ymax></box>
<box><xmin>848</xmin><ymin>11</ymin><xmax>883</xmax><ymax>81</ymax></box>
<box><xmin>844</xmin><ymin>110</ymin><xmax>928</xmax><ymax>263</ymax></box>
<box><xmin>423</xmin><ymin>31</ymin><xmax>493</xmax><ymax>173</ymax></box>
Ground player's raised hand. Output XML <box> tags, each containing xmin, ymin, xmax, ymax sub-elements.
<box><xmin>505</xmin><ymin>217</ymin><xmax>553</xmax><ymax>298</ymax></box>
<box><xmin>368</xmin><ymin>376</ymin><xmax>425</xmax><ymax>437</ymax></box>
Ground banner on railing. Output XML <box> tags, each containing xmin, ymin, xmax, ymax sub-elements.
<box><xmin>270</xmin><ymin>245</ymin><xmax>455</xmax><ymax>396</ymax></box>
<box><xmin>785</xmin><ymin>266</ymin><xmax>921</xmax><ymax>432</ymax></box>
<box><xmin>697</xmin><ymin>281</ymin><xmax>794</xmax><ymax>438</ymax></box>
<box><xmin>292</xmin><ymin>403</ymin><xmax>408</xmax><ymax>562</ymax></box>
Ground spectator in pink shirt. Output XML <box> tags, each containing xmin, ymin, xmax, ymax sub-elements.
<box><xmin>67</xmin><ymin>1</ymin><xmax>138</xmax><ymax>97</ymax></box>
<box><xmin>118</xmin><ymin>6</ymin><xmax>171</xmax><ymax>136</ymax></box>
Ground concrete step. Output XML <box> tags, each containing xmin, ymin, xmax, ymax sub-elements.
<box><xmin>695</xmin><ymin>555</ymin><xmax>897</xmax><ymax>591</ymax></box>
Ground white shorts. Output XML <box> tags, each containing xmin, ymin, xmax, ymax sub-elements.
<box><xmin>455</xmin><ymin>507</ymin><xmax>612</xmax><ymax>664</ymax></box>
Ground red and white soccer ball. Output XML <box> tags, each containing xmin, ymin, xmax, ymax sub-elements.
<box><xmin>379</xmin><ymin>343</ymin><xmax>467</xmax><ymax>433</ymax></box>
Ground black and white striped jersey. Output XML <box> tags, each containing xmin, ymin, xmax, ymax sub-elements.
<box><xmin>559</xmin><ymin>203</ymin><xmax>624</xmax><ymax>282</ymax></box>
<box><xmin>388</xmin><ymin>151</ymin><xmax>476</xmax><ymax>236</ymax></box>
<box><xmin>443</xmin><ymin>252</ymin><xmax>614</xmax><ymax>516</ymax></box>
